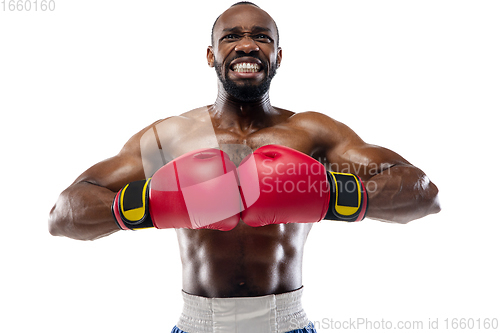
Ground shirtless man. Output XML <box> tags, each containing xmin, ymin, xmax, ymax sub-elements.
<box><xmin>48</xmin><ymin>2</ymin><xmax>440</xmax><ymax>332</ymax></box>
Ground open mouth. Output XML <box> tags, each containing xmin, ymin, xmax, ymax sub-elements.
<box><xmin>229</xmin><ymin>57</ymin><xmax>263</xmax><ymax>74</ymax></box>
<box><xmin>231</xmin><ymin>62</ymin><xmax>262</xmax><ymax>73</ymax></box>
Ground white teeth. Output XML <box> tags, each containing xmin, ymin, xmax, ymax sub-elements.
<box><xmin>233</xmin><ymin>63</ymin><xmax>260</xmax><ymax>73</ymax></box>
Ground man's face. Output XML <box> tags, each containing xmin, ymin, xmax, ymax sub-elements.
<box><xmin>208</xmin><ymin>5</ymin><xmax>282</xmax><ymax>102</ymax></box>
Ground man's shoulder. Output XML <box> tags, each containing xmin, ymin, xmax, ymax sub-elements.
<box><xmin>284</xmin><ymin>110</ymin><xmax>363</xmax><ymax>147</ymax></box>
<box><xmin>133</xmin><ymin>106</ymin><xmax>212</xmax><ymax>138</ymax></box>
<box><xmin>119</xmin><ymin>108</ymin><xmax>196</xmax><ymax>150</ymax></box>
<box><xmin>287</xmin><ymin>110</ymin><xmax>338</xmax><ymax>126</ymax></box>
<box><xmin>286</xmin><ymin>111</ymin><xmax>344</xmax><ymax>135</ymax></box>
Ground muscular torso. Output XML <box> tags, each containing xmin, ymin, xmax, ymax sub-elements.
<box><xmin>146</xmin><ymin>105</ymin><xmax>321</xmax><ymax>297</ymax></box>
<box><xmin>177</xmin><ymin>222</ymin><xmax>311</xmax><ymax>297</ymax></box>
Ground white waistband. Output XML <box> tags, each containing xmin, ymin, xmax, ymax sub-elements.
<box><xmin>177</xmin><ymin>287</ymin><xmax>309</xmax><ymax>333</ymax></box>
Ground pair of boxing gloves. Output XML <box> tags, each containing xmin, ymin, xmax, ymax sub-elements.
<box><xmin>112</xmin><ymin>145</ymin><xmax>368</xmax><ymax>231</ymax></box>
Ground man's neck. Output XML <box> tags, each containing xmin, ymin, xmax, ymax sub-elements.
<box><xmin>210</xmin><ymin>88</ymin><xmax>278</xmax><ymax>133</ymax></box>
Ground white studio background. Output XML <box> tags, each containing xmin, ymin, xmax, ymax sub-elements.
<box><xmin>1</xmin><ymin>1</ymin><xmax>498</xmax><ymax>332</ymax></box>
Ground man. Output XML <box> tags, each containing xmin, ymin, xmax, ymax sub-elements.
<box><xmin>48</xmin><ymin>2</ymin><xmax>440</xmax><ymax>332</ymax></box>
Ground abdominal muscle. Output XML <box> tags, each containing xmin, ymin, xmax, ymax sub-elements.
<box><xmin>176</xmin><ymin>221</ymin><xmax>313</xmax><ymax>298</ymax></box>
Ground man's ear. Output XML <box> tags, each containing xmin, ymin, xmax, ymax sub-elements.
<box><xmin>207</xmin><ymin>46</ymin><xmax>215</xmax><ymax>68</ymax></box>
<box><xmin>277</xmin><ymin>47</ymin><xmax>282</xmax><ymax>68</ymax></box>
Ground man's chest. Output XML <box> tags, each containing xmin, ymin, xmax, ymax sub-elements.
<box><xmin>140</xmin><ymin>115</ymin><xmax>321</xmax><ymax>176</ymax></box>
<box><xmin>215</xmin><ymin>126</ymin><xmax>317</xmax><ymax>166</ymax></box>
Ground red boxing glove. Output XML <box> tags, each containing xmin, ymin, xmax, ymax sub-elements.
<box><xmin>239</xmin><ymin>145</ymin><xmax>368</xmax><ymax>227</ymax></box>
<box><xmin>112</xmin><ymin>148</ymin><xmax>241</xmax><ymax>231</ymax></box>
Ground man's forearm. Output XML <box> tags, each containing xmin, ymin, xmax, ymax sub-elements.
<box><xmin>365</xmin><ymin>164</ymin><xmax>440</xmax><ymax>223</ymax></box>
<box><xmin>48</xmin><ymin>182</ymin><xmax>120</xmax><ymax>241</ymax></box>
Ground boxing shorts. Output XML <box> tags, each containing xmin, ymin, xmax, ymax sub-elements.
<box><xmin>171</xmin><ymin>287</ymin><xmax>316</xmax><ymax>333</ymax></box>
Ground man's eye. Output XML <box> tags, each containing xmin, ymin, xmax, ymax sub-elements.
<box><xmin>254</xmin><ymin>34</ymin><xmax>272</xmax><ymax>42</ymax></box>
<box><xmin>222</xmin><ymin>34</ymin><xmax>239</xmax><ymax>40</ymax></box>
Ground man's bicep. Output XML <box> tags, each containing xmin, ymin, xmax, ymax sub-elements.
<box><xmin>75</xmin><ymin>154</ymin><xmax>144</xmax><ymax>191</ymax></box>
<box><xmin>325</xmin><ymin>122</ymin><xmax>411</xmax><ymax>180</ymax></box>
<box><xmin>340</xmin><ymin>144</ymin><xmax>412</xmax><ymax>177</ymax></box>
<box><xmin>73</xmin><ymin>135</ymin><xmax>147</xmax><ymax>192</ymax></box>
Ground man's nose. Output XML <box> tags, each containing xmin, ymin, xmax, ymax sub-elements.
<box><xmin>234</xmin><ymin>36</ymin><xmax>260</xmax><ymax>54</ymax></box>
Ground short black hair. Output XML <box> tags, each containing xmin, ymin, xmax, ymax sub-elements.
<box><xmin>231</xmin><ymin>1</ymin><xmax>260</xmax><ymax>7</ymax></box>
<box><xmin>211</xmin><ymin>2</ymin><xmax>279</xmax><ymax>47</ymax></box>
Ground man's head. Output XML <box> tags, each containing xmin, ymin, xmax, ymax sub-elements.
<box><xmin>210</xmin><ymin>2</ymin><xmax>280</xmax><ymax>48</ymax></box>
<box><xmin>207</xmin><ymin>2</ymin><xmax>282</xmax><ymax>102</ymax></box>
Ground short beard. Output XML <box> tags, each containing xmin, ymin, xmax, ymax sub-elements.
<box><xmin>214</xmin><ymin>58</ymin><xmax>278</xmax><ymax>102</ymax></box>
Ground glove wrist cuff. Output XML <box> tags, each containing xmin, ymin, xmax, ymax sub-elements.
<box><xmin>324</xmin><ymin>171</ymin><xmax>369</xmax><ymax>222</ymax></box>
<box><xmin>112</xmin><ymin>179</ymin><xmax>155</xmax><ymax>230</ymax></box>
